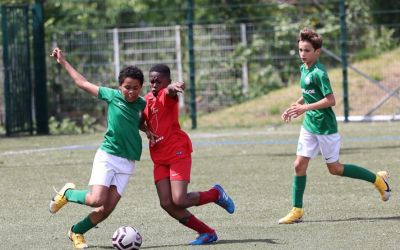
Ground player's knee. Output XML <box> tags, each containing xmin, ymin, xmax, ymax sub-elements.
<box><xmin>327</xmin><ymin>165</ymin><xmax>342</xmax><ymax>175</ymax></box>
<box><xmin>160</xmin><ymin>198</ymin><xmax>174</xmax><ymax>211</ymax></box>
<box><xmin>293</xmin><ymin>160</ymin><xmax>306</xmax><ymax>174</ymax></box>
<box><xmin>172</xmin><ymin>196</ymin><xmax>186</xmax><ymax>208</ymax></box>
<box><xmin>87</xmin><ymin>194</ymin><xmax>107</xmax><ymax>207</ymax></box>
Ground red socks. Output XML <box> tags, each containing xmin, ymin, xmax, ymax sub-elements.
<box><xmin>179</xmin><ymin>215</ymin><xmax>214</xmax><ymax>234</ymax></box>
<box><xmin>197</xmin><ymin>187</ymin><xmax>219</xmax><ymax>206</ymax></box>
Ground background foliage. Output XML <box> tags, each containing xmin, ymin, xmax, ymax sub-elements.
<box><xmin>0</xmin><ymin>0</ymin><xmax>399</xmax><ymax>133</ymax></box>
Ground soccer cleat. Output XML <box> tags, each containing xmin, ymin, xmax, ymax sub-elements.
<box><xmin>374</xmin><ymin>171</ymin><xmax>391</xmax><ymax>201</ymax></box>
<box><xmin>49</xmin><ymin>182</ymin><xmax>76</xmax><ymax>213</ymax></box>
<box><xmin>278</xmin><ymin>207</ymin><xmax>304</xmax><ymax>224</ymax></box>
<box><xmin>189</xmin><ymin>232</ymin><xmax>218</xmax><ymax>245</ymax></box>
<box><xmin>213</xmin><ymin>184</ymin><xmax>235</xmax><ymax>214</ymax></box>
<box><xmin>68</xmin><ymin>228</ymin><xmax>88</xmax><ymax>249</ymax></box>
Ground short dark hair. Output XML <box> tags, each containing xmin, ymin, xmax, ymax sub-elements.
<box><xmin>298</xmin><ymin>28</ymin><xmax>322</xmax><ymax>50</ymax></box>
<box><xmin>149</xmin><ymin>64</ymin><xmax>171</xmax><ymax>79</ymax></box>
<box><xmin>118</xmin><ymin>66</ymin><xmax>144</xmax><ymax>85</ymax></box>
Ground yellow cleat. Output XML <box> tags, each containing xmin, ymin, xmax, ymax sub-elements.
<box><xmin>374</xmin><ymin>171</ymin><xmax>391</xmax><ymax>201</ymax></box>
<box><xmin>69</xmin><ymin>229</ymin><xmax>88</xmax><ymax>249</ymax></box>
<box><xmin>278</xmin><ymin>207</ymin><xmax>304</xmax><ymax>224</ymax></box>
<box><xmin>49</xmin><ymin>183</ymin><xmax>76</xmax><ymax>213</ymax></box>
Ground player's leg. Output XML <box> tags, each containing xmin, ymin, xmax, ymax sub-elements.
<box><xmin>170</xmin><ymin>157</ymin><xmax>235</xmax><ymax>213</ymax></box>
<box><xmin>69</xmin><ymin>171</ymin><xmax>130</xmax><ymax>249</ymax></box>
<box><xmin>68</xmin><ymin>185</ymin><xmax>120</xmax><ymax>249</ymax></box>
<box><xmin>279</xmin><ymin>127</ymin><xmax>316</xmax><ymax>224</ymax></box>
<box><xmin>327</xmin><ymin>161</ymin><xmax>390</xmax><ymax>201</ymax></box>
<box><xmin>49</xmin><ymin>149</ymin><xmax>115</xmax><ymax>213</ymax></box>
<box><xmin>278</xmin><ymin>155</ymin><xmax>309</xmax><ymax>224</ymax></box>
<box><xmin>320</xmin><ymin>133</ymin><xmax>391</xmax><ymax>201</ymax></box>
<box><xmin>155</xmin><ymin>178</ymin><xmax>217</xmax><ymax>245</ymax></box>
<box><xmin>50</xmin><ymin>181</ymin><xmax>112</xmax><ymax>215</ymax></box>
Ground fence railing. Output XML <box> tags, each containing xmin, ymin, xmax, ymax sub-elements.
<box><xmin>1</xmin><ymin>6</ymin><xmax>400</xmax><ymax>129</ymax></box>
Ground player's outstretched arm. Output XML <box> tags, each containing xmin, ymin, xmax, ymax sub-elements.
<box><xmin>51</xmin><ymin>47</ymin><xmax>99</xmax><ymax>97</ymax></box>
<box><xmin>166</xmin><ymin>82</ymin><xmax>185</xmax><ymax>98</ymax></box>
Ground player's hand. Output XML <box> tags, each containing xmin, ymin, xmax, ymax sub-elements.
<box><xmin>286</xmin><ymin>103</ymin><xmax>307</xmax><ymax>119</ymax></box>
<box><xmin>170</xmin><ymin>82</ymin><xmax>185</xmax><ymax>93</ymax></box>
<box><xmin>50</xmin><ymin>47</ymin><xmax>64</xmax><ymax>64</ymax></box>
<box><xmin>167</xmin><ymin>82</ymin><xmax>185</xmax><ymax>97</ymax></box>
<box><xmin>281</xmin><ymin>109</ymin><xmax>292</xmax><ymax>123</ymax></box>
<box><xmin>145</xmin><ymin>130</ymin><xmax>159</xmax><ymax>147</ymax></box>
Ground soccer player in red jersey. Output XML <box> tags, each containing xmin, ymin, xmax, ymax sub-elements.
<box><xmin>142</xmin><ymin>64</ymin><xmax>235</xmax><ymax>245</ymax></box>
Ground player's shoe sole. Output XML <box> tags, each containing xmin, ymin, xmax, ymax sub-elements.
<box><xmin>49</xmin><ymin>182</ymin><xmax>76</xmax><ymax>213</ymax></box>
<box><xmin>278</xmin><ymin>207</ymin><xmax>304</xmax><ymax>224</ymax></box>
<box><xmin>375</xmin><ymin>171</ymin><xmax>391</xmax><ymax>201</ymax></box>
<box><xmin>189</xmin><ymin>231</ymin><xmax>218</xmax><ymax>245</ymax></box>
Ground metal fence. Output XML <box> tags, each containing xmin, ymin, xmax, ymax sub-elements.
<box><xmin>47</xmin><ymin>19</ymin><xmax>400</xmax><ymax>120</ymax></box>
<box><xmin>1</xmin><ymin>3</ymin><xmax>400</xmax><ymax>131</ymax></box>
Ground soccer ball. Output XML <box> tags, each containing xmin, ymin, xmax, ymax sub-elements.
<box><xmin>112</xmin><ymin>226</ymin><xmax>142</xmax><ymax>250</ymax></box>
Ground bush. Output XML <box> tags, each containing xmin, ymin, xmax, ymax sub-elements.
<box><xmin>49</xmin><ymin>114</ymin><xmax>97</xmax><ymax>135</ymax></box>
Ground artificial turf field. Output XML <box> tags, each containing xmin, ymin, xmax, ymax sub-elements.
<box><xmin>0</xmin><ymin>122</ymin><xmax>399</xmax><ymax>250</ymax></box>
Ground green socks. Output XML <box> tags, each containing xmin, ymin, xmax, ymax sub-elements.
<box><xmin>290</xmin><ymin>165</ymin><xmax>375</xmax><ymax>209</ymax></box>
<box><xmin>342</xmin><ymin>164</ymin><xmax>376</xmax><ymax>183</ymax></box>
<box><xmin>72</xmin><ymin>216</ymin><xmax>96</xmax><ymax>234</ymax></box>
<box><xmin>65</xmin><ymin>189</ymin><xmax>89</xmax><ymax>204</ymax></box>
<box><xmin>292</xmin><ymin>175</ymin><xmax>307</xmax><ymax>208</ymax></box>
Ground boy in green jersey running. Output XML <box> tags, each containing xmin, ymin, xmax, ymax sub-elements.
<box><xmin>279</xmin><ymin>28</ymin><xmax>391</xmax><ymax>224</ymax></box>
<box><xmin>49</xmin><ymin>47</ymin><xmax>146</xmax><ymax>248</ymax></box>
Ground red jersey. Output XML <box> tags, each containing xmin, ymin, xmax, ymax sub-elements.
<box><xmin>143</xmin><ymin>88</ymin><xmax>193</xmax><ymax>164</ymax></box>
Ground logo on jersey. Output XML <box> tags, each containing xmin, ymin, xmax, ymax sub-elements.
<box><xmin>117</xmin><ymin>101</ymin><xmax>126</xmax><ymax>108</ymax></box>
<box><xmin>304</xmin><ymin>75</ymin><xmax>312</xmax><ymax>85</ymax></box>
<box><xmin>302</xmin><ymin>88</ymin><xmax>315</xmax><ymax>94</ymax></box>
<box><xmin>151</xmin><ymin>107</ymin><xmax>159</xmax><ymax>114</ymax></box>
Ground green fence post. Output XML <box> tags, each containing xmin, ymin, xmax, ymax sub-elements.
<box><xmin>1</xmin><ymin>6</ymin><xmax>11</xmax><ymax>135</ymax></box>
<box><xmin>340</xmin><ymin>0</ymin><xmax>349</xmax><ymax>122</ymax></box>
<box><xmin>187</xmin><ymin>0</ymin><xmax>197</xmax><ymax>129</ymax></box>
<box><xmin>32</xmin><ymin>1</ymin><xmax>49</xmax><ymax>134</ymax></box>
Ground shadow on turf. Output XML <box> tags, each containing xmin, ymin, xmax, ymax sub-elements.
<box><xmin>91</xmin><ymin>238</ymin><xmax>280</xmax><ymax>249</ymax></box>
<box><xmin>307</xmin><ymin>215</ymin><xmax>400</xmax><ymax>223</ymax></box>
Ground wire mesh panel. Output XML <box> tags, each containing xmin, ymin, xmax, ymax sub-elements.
<box><xmin>49</xmin><ymin>26</ymin><xmax>182</xmax><ymax>121</ymax></box>
<box><xmin>1</xmin><ymin>5</ymin><xmax>33</xmax><ymax>135</ymax></box>
<box><xmin>49</xmin><ymin>30</ymin><xmax>115</xmax><ymax>121</ymax></box>
<box><xmin>45</xmin><ymin>1</ymin><xmax>400</xmax><ymax>124</ymax></box>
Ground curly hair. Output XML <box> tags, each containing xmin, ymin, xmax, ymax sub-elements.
<box><xmin>118</xmin><ymin>66</ymin><xmax>144</xmax><ymax>85</ymax></box>
<box><xmin>298</xmin><ymin>28</ymin><xmax>322</xmax><ymax>50</ymax></box>
<box><xmin>149</xmin><ymin>64</ymin><xmax>171</xmax><ymax>79</ymax></box>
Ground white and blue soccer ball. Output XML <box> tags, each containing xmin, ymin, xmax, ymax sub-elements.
<box><xmin>112</xmin><ymin>226</ymin><xmax>142</xmax><ymax>250</ymax></box>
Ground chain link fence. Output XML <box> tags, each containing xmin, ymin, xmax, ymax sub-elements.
<box><xmin>1</xmin><ymin>2</ymin><xmax>400</xmax><ymax>131</ymax></box>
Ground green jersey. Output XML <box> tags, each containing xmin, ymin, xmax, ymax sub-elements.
<box><xmin>98</xmin><ymin>87</ymin><xmax>146</xmax><ymax>160</ymax></box>
<box><xmin>300</xmin><ymin>61</ymin><xmax>337</xmax><ymax>135</ymax></box>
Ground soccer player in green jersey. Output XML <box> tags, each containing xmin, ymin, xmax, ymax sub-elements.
<box><xmin>49</xmin><ymin>47</ymin><xmax>146</xmax><ymax>248</ymax></box>
<box><xmin>279</xmin><ymin>28</ymin><xmax>391</xmax><ymax>224</ymax></box>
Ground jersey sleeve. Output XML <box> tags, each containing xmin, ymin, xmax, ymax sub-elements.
<box><xmin>317</xmin><ymin>71</ymin><xmax>333</xmax><ymax>97</ymax></box>
<box><xmin>161</xmin><ymin>88</ymin><xmax>179</xmax><ymax>106</ymax></box>
<box><xmin>98</xmin><ymin>86</ymin><xmax>117</xmax><ymax>103</ymax></box>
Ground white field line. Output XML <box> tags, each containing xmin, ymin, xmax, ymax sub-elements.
<box><xmin>0</xmin><ymin>129</ymin><xmax>294</xmax><ymax>156</ymax></box>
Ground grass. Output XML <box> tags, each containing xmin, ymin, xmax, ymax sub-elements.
<box><xmin>1</xmin><ymin>122</ymin><xmax>400</xmax><ymax>249</ymax></box>
<box><xmin>183</xmin><ymin>47</ymin><xmax>400</xmax><ymax>130</ymax></box>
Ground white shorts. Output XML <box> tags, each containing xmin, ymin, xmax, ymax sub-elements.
<box><xmin>89</xmin><ymin>149</ymin><xmax>136</xmax><ymax>196</ymax></box>
<box><xmin>296</xmin><ymin>127</ymin><xmax>341</xmax><ymax>163</ymax></box>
